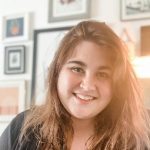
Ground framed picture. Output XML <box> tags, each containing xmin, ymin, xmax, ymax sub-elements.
<box><xmin>3</xmin><ymin>13</ymin><xmax>30</xmax><ymax>42</ymax></box>
<box><xmin>141</xmin><ymin>25</ymin><xmax>150</xmax><ymax>55</ymax></box>
<box><xmin>0</xmin><ymin>80</ymin><xmax>25</xmax><ymax>121</ymax></box>
<box><xmin>121</xmin><ymin>0</ymin><xmax>150</xmax><ymax>20</ymax></box>
<box><xmin>4</xmin><ymin>45</ymin><xmax>25</xmax><ymax>74</ymax></box>
<box><xmin>31</xmin><ymin>26</ymin><xmax>72</xmax><ymax>104</ymax></box>
<box><xmin>48</xmin><ymin>0</ymin><xmax>90</xmax><ymax>22</ymax></box>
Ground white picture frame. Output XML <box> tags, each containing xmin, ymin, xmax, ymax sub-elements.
<box><xmin>0</xmin><ymin>80</ymin><xmax>26</xmax><ymax>122</ymax></box>
<box><xmin>3</xmin><ymin>13</ymin><xmax>30</xmax><ymax>42</ymax></box>
<box><xmin>121</xmin><ymin>0</ymin><xmax>150</xmax><ymax>20</ymax></box>
<box><xmin>48</xmin><ymin>0</ymin><xmax>90</xmax><ymax>22</ymax></box>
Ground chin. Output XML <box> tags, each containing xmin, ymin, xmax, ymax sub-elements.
<box><xmin>72</xmin><ymin>113</ymin><xmax>96</xmax><ymax>120</ymax></box>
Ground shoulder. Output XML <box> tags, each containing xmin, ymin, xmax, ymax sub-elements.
<box><xmin>0</xmin><ymin>110</ymin><xmax>30</xmax><ymax>150</ymax></box>
<box><xmin>9</xmin><ymin>110</ymin><xmax>29</xmax><ymax>135</ymax></box>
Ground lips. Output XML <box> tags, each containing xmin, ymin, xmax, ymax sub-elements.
<box><xmin>73</xmin><ymin>93</ymin><xmax>97</xmax><ymax>101</ymax></box>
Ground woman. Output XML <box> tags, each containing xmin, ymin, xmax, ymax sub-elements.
<box><xmin>0</xmin><ymin>20</ymin><xmax>150</xmax><ymax>150</ymax></box>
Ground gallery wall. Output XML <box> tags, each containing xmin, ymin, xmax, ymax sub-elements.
<box><xmin>0</xmin><ymin>0</ymin><xmax>150</xmax><ymax>134</ymax></box>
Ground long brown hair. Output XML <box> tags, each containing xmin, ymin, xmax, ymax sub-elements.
<box><xmin>20</xmin><ymin>20</ymin><xmax>150</xmax><ymax>149</ymax></box>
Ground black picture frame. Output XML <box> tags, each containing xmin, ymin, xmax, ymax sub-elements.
<box><xmin>4</xmin><ymin>45</ymin><xmax>25</xmax><ymax>74</ymax></box>
<box><xmin>31</xmin><ymin>26</ymin><xmax>72</xmax><ymax>104</ymax></box>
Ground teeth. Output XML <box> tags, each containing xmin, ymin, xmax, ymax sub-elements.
<box><xmin>75</xmin><ymin>94</ymin><xmax>94</xmax><ymax>100</ymax></box>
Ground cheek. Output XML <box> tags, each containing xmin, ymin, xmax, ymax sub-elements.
<box><xmin>57</xmin><ymin>70</ymin><xmax>79</xmax><ymax>93</ymax></box>
<box><xmin>99</xmin><ymin>80</ymin><xmax>113</xmax><ymax>98</ymax></box>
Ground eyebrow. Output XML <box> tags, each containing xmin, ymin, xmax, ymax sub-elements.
<box><xmin>67</xmin><ymin>60</ymin><xmax>86</xmax><ymax>67</ymax></box>
<box><xmin>67</xmin><ymin>60</ymin><xmax>112</xmax><ymax>71</ymax></box>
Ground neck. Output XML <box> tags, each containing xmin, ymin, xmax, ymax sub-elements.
<box><xmin>70</xmin><ymin>118</ymin><xmax>95</xmax><ymax>150</ymax></box>
<box><xmin>72</xmin><ymin>117</ymin><xmax>95</xmax><ymax>135</ymax></box>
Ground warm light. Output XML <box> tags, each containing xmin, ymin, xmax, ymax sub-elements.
<box><xmin>132</xmin><ymin>56</ymin><xmax>150</xmax><ymax>78</ymax></box>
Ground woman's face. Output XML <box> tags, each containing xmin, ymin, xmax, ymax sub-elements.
<box><xmin>57</xmin><ymin>41</ymin><xmax>113</xmax><ymax>120</ymax></box>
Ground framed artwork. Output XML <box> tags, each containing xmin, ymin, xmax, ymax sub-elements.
<box><xmin>141</xmin><ymin>25</ymin><xmax>150</xmax><ymax>55</ymax></box>
<box><xmin>3</xmin><ymin>13</ymin><xmax>30</xmax><ymax>42</ymax></box>
<box><xmin>31</xmin><ymin>26</ymin><xmax>72</xmax><ymax>104</ymax></box>
<box><xmin>0</xmin><ymin>80</ymin><xmax>25</xmax><ymax>121</ymax></box>
<box><xmin>4</xmin><ymin>45</ymin><xmax>25</xmax><ymax>74</ymax></box>
<box><xmin>121</xmin><ymin>0</ymin><xmax>150</xmax><ymax>20</ymax></box>
<box><xmin>48</xmin><ymin>0</ymin><xmax>90</xmax><ymax>22</ymax></box>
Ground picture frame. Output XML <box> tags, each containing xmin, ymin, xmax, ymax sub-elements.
<box><xmin>31</xmin><ymin>26</ymin><xmax>72</xmax><ymax>104</ymax></box>
<box><xmin>141</xmin><ymin>25</ymin><xmax>150</xmax><ymax>55</ymax></box>
<box><xmin>121</xmin><ymin>0</ymin><xmax>150</xmax><ymax>21</ymax></box>
<box><xmin>3</xmin><ymin>13</ymin><xmax>30</xmax><ymax>42</ymax></box>
<box><xmin>48</xmin><ymin>0</ymin><xmax>90</xmax><ymax>22</ymax></box>
<box><xmin>4</xmin><ymin>45</ymin><xmax>25</xmax><ymax>74</ymax></box>
<box><xmin>0</xmin><ymin>80</ymin><xmax>25</xmax><ymax>121</ymax></box>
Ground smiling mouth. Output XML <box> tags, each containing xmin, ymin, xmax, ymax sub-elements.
<box><xmin>73</xmin><ymin>93</ymin><xmax>96</xmax><ymax>101</ymax></box>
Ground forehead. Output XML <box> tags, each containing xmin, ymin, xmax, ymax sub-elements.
<box><xmin>67</xmin><ymin>41</ymin><xmax>113</xmax><ymax>66</ymax></box>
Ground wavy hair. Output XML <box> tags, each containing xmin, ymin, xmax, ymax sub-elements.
<box><xmin>20</xmin><ymin>20</ymin><xmax>150</xmax><ymax>149</ymax></box>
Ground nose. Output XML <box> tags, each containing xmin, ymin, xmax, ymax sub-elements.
<box><xmin>80</xmin><ymin>73</ymin><xmax>97</xmax><ymax>91</ymax></box>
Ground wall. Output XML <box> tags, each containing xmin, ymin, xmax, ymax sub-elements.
<box><xmin>0</xmin><ymin>0</ymin><xmax>150</xmax><ymax>134</ymax></box>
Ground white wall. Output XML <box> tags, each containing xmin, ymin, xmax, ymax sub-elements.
<box><xmin>0</xmin><ymin>0</ymin><xmax>150</xmax><ymax>134</ymax></box>
<box><xmin>0</xmin><ymin>0</ymin><xmax>150</xmax><ymax>48</ymax></box>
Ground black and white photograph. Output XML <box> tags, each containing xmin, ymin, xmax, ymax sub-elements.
<box><xmin>121</xmin><ymin>0</ymin><xmax>150</xmax><ymax>20</ymax></box>
<box><xmin>48</xmin><ymin>0</ymin><xmax>90</xmax><ymax>22</ymax></box>
<box><xmin>4</xmin><ymin>45</ymin><xmax>25</xmax><ymax>74</ymax></box>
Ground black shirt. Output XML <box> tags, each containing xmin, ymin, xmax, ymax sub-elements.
<box><xmin>0</xmin><ymin>111</ymin><xmax>38</xmax><ymax>150</ymax></box>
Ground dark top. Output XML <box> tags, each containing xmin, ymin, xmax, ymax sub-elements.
<box><xmin>0</xmin><ymin>111</ymin><xmax>38</xmax><ymax>150</ymax></box>
<box><xmin>0</xmin><ymin>110</ymin><xmax>150</xmax><ymax>150</ymax></box>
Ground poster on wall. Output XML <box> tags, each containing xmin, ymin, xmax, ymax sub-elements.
<box><xmin>0</xmin><ymin>80</ymin><xmax>25</xmax><ymax>121</ymax></box>
<box><xmin>3</xmin><ymin>13</ymin><xmax>30</xmax><ymax>42</ymax></box>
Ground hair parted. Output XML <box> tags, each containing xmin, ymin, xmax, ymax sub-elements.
<box><xmin>20</xmin><ymin>20</ymin><xmax>150</xmax><ymax>150</ymax></box>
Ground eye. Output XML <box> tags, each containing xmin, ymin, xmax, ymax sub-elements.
<box><xmin>71</xmin><ymin>67</ymin><xmax>84</xmax><ymax>73</ymax></box>
<box><xmin>97</xmin><ymin>72</ymin><xmax>110</xmax><ymax>78</ymax></box>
